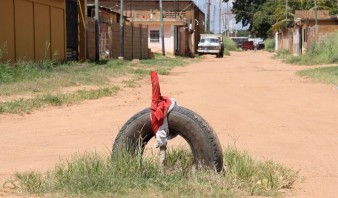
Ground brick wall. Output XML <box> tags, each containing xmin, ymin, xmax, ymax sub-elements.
<box><xmin>307</xmin><ymin>25</ymin><xmax>338</xmax><ymax>48</ymax></box>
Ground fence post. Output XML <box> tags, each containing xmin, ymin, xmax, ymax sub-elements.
<box><xmin>119</xmin><ymin>0</ymin><xmax>124</xmax><ymax>59</ymax></box>
<box><xmin>95</xmin><ymin>0</ymin><xmax>100</xmax><ymax>62</ymax></box>
<box><xmin>140</xmin><ymin>24</ymin><xmax>142</xmax><ymax>59</ymax></box>
<box><xmin>132</xmin><ymin>24</ymin><xmax>134</xmax><ymax>59</ymax></box>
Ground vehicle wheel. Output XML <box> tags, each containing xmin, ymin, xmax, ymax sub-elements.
<box><xmin>112</xmin><ymin>105</ymin><xmax>223</xmax><ymax>172</ymax></box>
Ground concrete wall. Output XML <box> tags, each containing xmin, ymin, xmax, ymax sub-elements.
<box><xmin>307</xmin><ymin>25</ymin><xmax>338</xmax><ymax>48</ymax></box>
<box><xmin>148</xmin><ymin>25</ymin><xmax>175</xmax><ymax>54</ymax></box>
<box><xmin>0</xmin><ymin>0</ymin><xmax>66</xmax><ymax>62</ymax></box>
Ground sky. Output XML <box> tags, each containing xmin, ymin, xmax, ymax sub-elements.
<box><xmin>193</xmin><ymin>0</ymin><xmax>247</xmax><ymax>33</ymax></box>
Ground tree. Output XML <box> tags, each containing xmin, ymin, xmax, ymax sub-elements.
<box><xmin>251</xmin><ymin>0</ymin><xmax>276</xmax><ymax>38</ymax></box>
<box><xmin>223</xmin><ymin>0</ymin><xmax>267</xmax><ymax>28</ymax></box>
<box><xmin>224</xmin><ymin>0</ymin><xmax>338</xmax><ymax>38</ymax></box>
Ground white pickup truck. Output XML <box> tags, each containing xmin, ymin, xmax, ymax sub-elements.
<box><xmin>197</xmin><ymin>34</ymin><xmax>224</xmax><ymax>58</ymax></box>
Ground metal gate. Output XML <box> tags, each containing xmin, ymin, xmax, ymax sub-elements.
<box><xmin>66</xmin><ymin>0</ymin><xmax>78</xmax><ymax>60</ymax></box>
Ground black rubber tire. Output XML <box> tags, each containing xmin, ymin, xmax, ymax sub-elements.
<box><xmin>112</xmin><ymin>105</ymin><xmax>223</xmax><ymax>172</ymax></box>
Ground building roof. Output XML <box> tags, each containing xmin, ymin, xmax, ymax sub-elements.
<box><xmin>87</xmin><ymin>0</ymin><xmax>204</xmax><ymax>15</ymax></box>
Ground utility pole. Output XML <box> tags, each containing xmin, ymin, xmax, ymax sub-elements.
<box><xmin>285</xmin><ymin>0</ymin><xmax>288</xmax><ymax>28</ymax></box>
<box><xmin>207</xmin><ymin>0</ymin><xmax>210</xmax><ymax>33</ymax></box>
<box><xmin>219</xmin><ymin>0</ymin><xmax>222</xmax><ymax>33</ymax></box>
<box><xmin>119</xmin><ymin>0</ymin><xmax>124</xmax><ymax>59</ymax></box>
<box><xmin>213</xmin><ymin>4</ymin><xmax>216</xmax><ymax>33</ymax></box>
<box><xmin>160</xmin><ymin>0</ymin><xmax>165</xmax><ymax>56</ymax></box>
<box><xmin>314</xmin><ymin>0</ymin><xmax>318</xmax><ymax>42</ymax></box>
<box><xmin>314</xmin><ymin>0</ymin><xmax>318</xmax><ymax>26</ymax></box>
<box><xmin>95</xmin><ymin>0</ymin><xmax>99</xmax><ymax>61</ymax></box>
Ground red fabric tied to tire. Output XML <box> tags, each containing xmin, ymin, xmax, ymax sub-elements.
<box><xmin>150</xmin><ymin>71</ymin><xmax>171</xmax><ymax>135</ymax></box>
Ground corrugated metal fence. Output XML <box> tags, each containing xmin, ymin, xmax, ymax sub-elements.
<box><xmin>0</xmin><ymin>0</ymin><xmax>66</xmax><ymax>62</ymax></box>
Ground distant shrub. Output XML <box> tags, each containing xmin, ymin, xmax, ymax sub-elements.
<box><xmin>223</xmin><ymin>36</ymin><xmax>238</xmax><ymax>51</ymax></box>
<box><xmin>264</xmin><ymin>38</ymin><xmax>275</xmax><ymax>52</ymax></box>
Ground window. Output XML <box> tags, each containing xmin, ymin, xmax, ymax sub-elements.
<box><xmin>150</xmin><ymin>30</ymin><xmax>160</xmax><ymax>43</ymax></box>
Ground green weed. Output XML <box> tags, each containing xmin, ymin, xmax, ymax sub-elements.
<box><xmin>264</xmin><ymin>38</ymin><xmax>275</xmax><ymax>52</ymax></box>
<box><xmin>0</xmin><ymin>87</ymin><xmax>119</xmax><ymax>114</ymax></box>
<box><xmin>10</xmin><ymin>146</ymin><xmax>298</xmax><ymax>197</ymax></box>
<box><xmin>224</xmin><ymin>145</ymin><xmax>298</xmax><ymax>196</ymax></box>
<box><xmin>277</xmin><ymin>32</ymin><xmax>338</xmax><ymax>65</ymax></box>
<box><xmin>298</xmin><ymin>66</ymin><xmax>338</xmax><ymax>85</ymax></box>
<box><xmin>223</xmin><ymin>36</ymin><xmax>239</xmax><ymax>52</ymax></box>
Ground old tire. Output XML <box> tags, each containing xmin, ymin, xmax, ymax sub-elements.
<box><xmin>112</xmin><ymin>105</ymin><xmax>223</xmax><ymax>172</ymax></box>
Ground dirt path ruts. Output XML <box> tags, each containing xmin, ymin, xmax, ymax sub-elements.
<box><xmin>1</xmin><ymin>51</ymin><xmax>338</xmax><ymax>197</ymax></box>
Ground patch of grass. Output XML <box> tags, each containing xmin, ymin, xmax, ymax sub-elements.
<box><xmin>0</xmin><ymin>54</ymin><xmax>189</xmax><ymax>113</ymax></box>
<box><xmin>133</xmin><ymin>68</ymin><xmax>150</xmax><ymax>77</ymax></box>
<box><xmin>156</xmin><ymin>67</ymin><xmax>170</xmax><ymax>75</ymax></box>
<box><xmin>140</xmin><ymin>55</ymin><xmax>188</xmax><ymax>67</ymax></box>
<box><xmin>9</xmin><ymin>146</ymin><xmax>298</xmax><ymax>197</ymax></box>
<box><xmin>273</xmin><ymin>49</ymin><xmax>290</xmax><ymax>59</ymax></box>
<box><xmin>122</xmin><ymin>79</ymin><xmax>138</xmax><ymax>88</ymax></box>
<box><xmin>0</xmin><ymin>86</ymin><xmax>119</xmax><ymax>114</ymax></box>
<box><xmin>298</xmin><ymin>66</ymin><xmax>338</xmax><ymax>85</ymax></box>
<box><xmin>224</xmin><ymin>145</ymin><xmax>298</xmax><ymax>196</ymax></box>
<box><xmin>264</xmin><ymin>38</ymin><xmax>275</xmax><ymax>52</ymax></box>
<box><xmin>0</xmin><ymin>58</ymin><xmax>132</xmax><ymax>95</ymax></box>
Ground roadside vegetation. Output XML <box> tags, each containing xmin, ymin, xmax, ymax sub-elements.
<box><xmin>222</xmin><ymin>36</ymin><xmax>239</xmax><ymax>56</ymax></box>
<box><xmin>271</xmin><ymin>32</ymin><xmax>338</xmax><ymax>86</ymax></box>
<box><xmin>264</xmin><ymin>38</ymin><xmax>275</xmax><ymax>52</ymax></box>
<box><xmin>223</xmin><ymin>36</ymin><xmax>239</xmax><ymax>52</ymax></box>
<box><xmin>0</xmin><ymin>53</ymin><xmax>193</xmax><ymax>114</ymax></box>
<box><xmin>298</xmin><ymin>66</ymin><xmax>338</xmax><ymax>86</ymax></box>
<box><xmin>285</xmin><ymin>32</ymin><xmax>338</xmax><ymax>65</ymax></box>
<box><xmin>225</xmin><ymin>0</ymin><xmax>337</xmax><ymax>38</ymax></box>
<box><xmin>5</xmin><ymin>145</ymin><xmax>298</xmax><ymax>197</ymax></box>
<box><xmin>273</xmin><ymin>32</ymin><xmax>338</xmax><ymax>65</ymax></box>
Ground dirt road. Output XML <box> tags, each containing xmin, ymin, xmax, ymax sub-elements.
<box><xmin>1</xmin><ymin>51</ymin><xmax>338</xmax><ymax>197</ymax></box>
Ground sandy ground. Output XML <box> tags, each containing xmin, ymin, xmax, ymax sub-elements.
<box><xmin>1</xmin><ymin>51</ymin><xmax>338</xmax><ymax>197</ymax></box>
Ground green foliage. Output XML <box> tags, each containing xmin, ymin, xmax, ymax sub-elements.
<box><xmin>11</xmin><ymin>146</ymin><xmax>298</xmax><ymax>197</ymax></box>
<box><xmin>0</xmin><ymin>87</ymin><xmax>119</xmax><ymax>114</ymax></box>
<box><xmin>298</xmin><ymin>66</ymin><xmax>338</xmax><ymax>85</ymax></box>
<box><xmin>264</xmin><ymin>38</ymin><xmax>275</xmax><ymax>52</ymax></box>
<box><xmin>223</xmin><ymin>48</ymin><xmax>231</xmax><ymax>56</ymax></box>
<box><xmin>0</xmin><ymin>59</ymin><xmax>56</xmax><ymax>84</ymax></box>
<box><xmin>236</xmin><ymin>30</ymin><xmax>250</xmax><ymax>37</ymax></box>
<box><xmin>223</xmin><ymin>36</ymin><xmax>239</xmax><ymax>51</ymax></box>
<box><xmin>273</xmin><ymin>49</ymin><xmax>290</xmax><ymax>59</ymax></box>
<box><xmin>224</xmin><ymin>0</ymin><xmax>338</xmax><ymax>38</ymax></box>
<box><xmin>0</xmin><ymin>54</ymin><xmax>191</xmax><ymax>113</ymax></box>
<box><xmin>140</xmin><ymin>55</ymin><xmax>188</xmax><ymax>67</ymax></box>
<box><xmin>224</xmin><ymin>145</ymin><xmax>299</xmax><ymax>196</ymax></box>
<box><xmin>252</xmin><ymin>0</ymin><xmax>276</xmax><ymax>38</ymax></box>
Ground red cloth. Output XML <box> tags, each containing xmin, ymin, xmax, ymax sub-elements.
<box><xmin>150</xmin><ymin>71</ymin><xmax>171</xmax><ymax>134</ymax></box>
